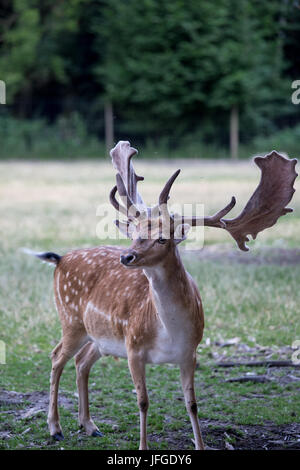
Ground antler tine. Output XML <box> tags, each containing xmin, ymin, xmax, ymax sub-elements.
<box><xmin>159</xmin><ymin>169</ymin><xmax>181</xmax><ymax>206</ymax></box>
<box><xmin>176</xmin><ymin>196</ymin><xmax>236</xmax><ymax>229</ymax></box>
<box><xmin>203</xmin><ymin>196</ymin><xmax>236</xmax><ymax>228</ymax></box>
<box><xmin>155</xmin><ymin>169</ymin><xmax>181</xmax><ymax>221</ymax></box>
<box><xmin>116</xmin><ymin>173</ymin><xmax>140</xmax><ymax>218</ymax></box>
<box><xmin>109</xmin><ymin>185</ymin><xmax>129</xmax><ymax>218</ymax></box>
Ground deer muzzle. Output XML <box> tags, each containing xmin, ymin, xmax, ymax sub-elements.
<box><xmin>120</xmin><ymin>252</ymin><xmax>137</xmax><ymax>266</ymax></box>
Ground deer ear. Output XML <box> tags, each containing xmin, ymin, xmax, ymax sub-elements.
<box><xmin>174</xmin><ymin>223</ymin><xmax>191</xmax><ymax>244</ymax></box>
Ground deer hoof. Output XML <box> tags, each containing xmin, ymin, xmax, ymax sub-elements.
<box><xmin>52</xmin><ymin>431</ymin><xmax>64</xmax><ymax>441</ymax></box>
<box><xmin>92</xmin><ymin>430</ymin><xmax>103</xmax><ymax>437</ymax></box>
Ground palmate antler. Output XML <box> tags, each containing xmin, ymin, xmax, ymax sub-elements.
<box><xmin>179</xmin><ymin>151</ymin><xmax>298</xmax><ymax>251</ymax></box>
<box><xmin>109</xmin><ymin>142</ymin><xmax>297</xmax><ymax>248</ymax></box>
<box><xmin>224</xmin><ymin>151</ymin><xmax>298</xmax><ymax>250</ymax></box>
<box><xmin>110</xmin><ymin>141</ymin><xmax>146</xmax><ymax>213</ymax></box>
<box><xmin>109</xmin><ymin>141</ymin><xmax>180</xmax><ymax>220</ymax></box>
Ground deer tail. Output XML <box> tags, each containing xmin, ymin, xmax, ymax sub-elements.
<box><xmin>21</xmin><ymin>248</ymin><xmax>61</xmax><ymax>265</ymax></box>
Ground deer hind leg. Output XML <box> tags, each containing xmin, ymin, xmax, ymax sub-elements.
<box><xmin>48</xmin><ymin>333</ymin><xmax>88</xmax><ymax>440</ymax></box>
<box><xmin>180</xmin><ymin>358</ymin><xmax>205</xmax><ymax>450</ymax></box>
<box><xmin>75</xmin><ymin>341</ymin><xmax>102</xmax><ymax>437</ymax></box>
<box><xmin>128</xmin><ymin>352</ymin><xmax>149</xmax><ymax>450</ymax></box>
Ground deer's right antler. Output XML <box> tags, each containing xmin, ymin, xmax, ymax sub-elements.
<box><xmin>110</xmin><ymin>140</ymin><xmax>150</xmax><ymax>221</ymax></box>
<box><xmin>110</xmin><ymin>141</ymin><xmax>145</xmax><ymax>209</ymax></box>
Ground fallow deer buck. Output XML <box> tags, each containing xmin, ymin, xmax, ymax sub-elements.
<box><xmin>28</xmin><ymin>141</ymin><xmax>297</xmax><ymax>450</ymax></box>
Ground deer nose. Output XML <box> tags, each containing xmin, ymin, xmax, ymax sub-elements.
<box><xmin>120</xmin><ymin>253</ymin><xmax>136</xmax><ymax>266</ymax></box>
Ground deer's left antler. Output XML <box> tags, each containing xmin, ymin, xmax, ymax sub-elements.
<box><xmin>180</xmin><ymin>151</ymin><xmax>298</xmax><ymax>251</ymax></box>
<box><xmin>223</xmin><ymin>151</ymin><xmax>298</xmax><ymax>251</ymax></box>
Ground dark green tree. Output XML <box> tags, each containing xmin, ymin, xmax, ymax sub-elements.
<box><xmin>95</xmin><ymin>0</ymin><xmax>290</xmax><ymax>155</ymax></box>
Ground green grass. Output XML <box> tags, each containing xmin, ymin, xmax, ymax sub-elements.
<box><xmin>0</xmin><ymin>159</ymin><xmax>299</xmax><ymax>450</ymax></box>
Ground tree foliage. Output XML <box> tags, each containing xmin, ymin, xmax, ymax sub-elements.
<box><xmin>0</xmin><ymin>0</ymin><xmax>299</xmax><ymax>154</ymax></box>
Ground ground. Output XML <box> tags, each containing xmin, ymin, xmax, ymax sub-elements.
<box><xmin>0</xmin><ymin>158</ymin><xmax>299</xmax><ymax>450</ymax></box>
<box><xmin>1</xmin><ymin>329</ymin><xmax>299</xmax><ymax>450</ymax></box>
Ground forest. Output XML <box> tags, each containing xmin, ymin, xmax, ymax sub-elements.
<box><xmin>0</xmin><ymin>0</ymin><xmax>300</xmax><ymax>158</ymax></box>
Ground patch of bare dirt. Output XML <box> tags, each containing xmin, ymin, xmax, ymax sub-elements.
<box><xmin>200</xmin><ymin>419</ymin><xmax>300</xmax><ymax>450</ymax></box>
<box><xmin>0</xmin><ymin>389</ymin><xmax>75</xmax><ymax>420</ymax></box>
<box><xmin>150</xmin><ymin>419</ymin><xmax>300</xmax><ymax>450</ymax></box>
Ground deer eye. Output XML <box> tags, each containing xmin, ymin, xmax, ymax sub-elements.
<box><xmin>157</xmin><ymin>237</ymin><xmax>167</xmax><ymax>244</ymax></box>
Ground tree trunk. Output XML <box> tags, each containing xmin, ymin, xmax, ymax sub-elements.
<box><xmin>104</xmin><ymin>101</ymin><xmax>114</xmax><ymax>154</ymax></box>
<box><xmin>230</xmin><ymin>105</ymin><xmax>239</xmax><ymax>160</ymax></box>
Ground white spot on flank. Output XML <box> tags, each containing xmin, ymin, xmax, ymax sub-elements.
<box><xmin>85</xmin><ymin>301</ymin><xmax>110</xmax><ymax>320</ymax></box>
<box><xmin>64</xmin><ymin>284</ymin><xmax>67</xmax><ymax>291</ymax></box>
<box><xmin>65</xmin><ymin>296</ymin><xmax>69</xmax><ymax>303</ymax></box>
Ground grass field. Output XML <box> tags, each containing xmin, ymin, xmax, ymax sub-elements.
<box><xmin>0</xmin><ymin>157</ymin><xmax>300</xmax><ymax>450</ymax></box>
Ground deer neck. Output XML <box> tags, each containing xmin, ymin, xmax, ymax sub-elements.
<box><xmin>143</xmin><ymin>247</ymin><xmax>192</xmax><ymax>336</ymax></box>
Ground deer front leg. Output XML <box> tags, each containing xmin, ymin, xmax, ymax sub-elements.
<box><xmin>75</xmin><ymin>342</ymin><xmax>102</xmax><ymax>437</ymax></box>
<box><xmin>127</xmin><ymin>352</ymin><xmax>149</xmax><ymax>450</ymax></box>
<box><xmin>180</xmin><ymin>358</ymin><xmax>205</xmax><ymax>450</ymax></box>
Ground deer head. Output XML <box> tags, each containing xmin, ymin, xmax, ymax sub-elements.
<box><xmin>109</xmin><ymin>141</ymin><xmax>298</xmax><ymax>267</ymax></box>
